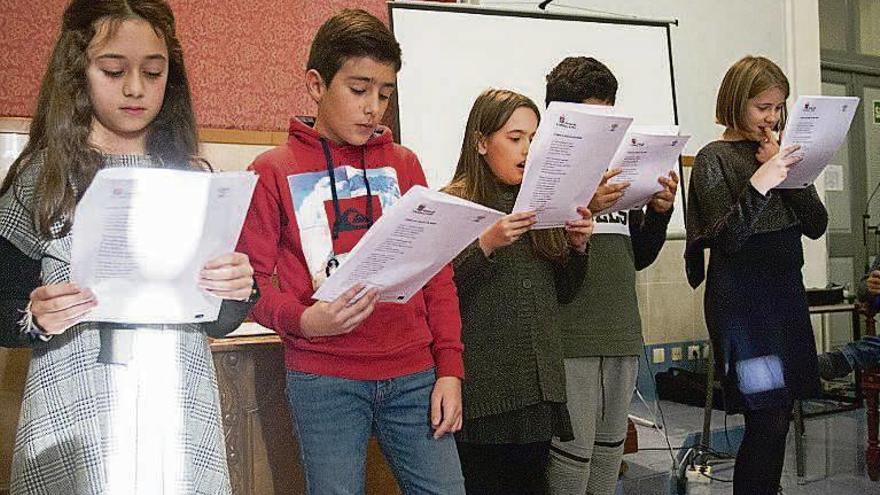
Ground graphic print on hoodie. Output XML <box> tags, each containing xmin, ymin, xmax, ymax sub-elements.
<box><xmin>593</xmin><ymin>210</ymin><xmax>631</xmax><ymax>236</ymax></box>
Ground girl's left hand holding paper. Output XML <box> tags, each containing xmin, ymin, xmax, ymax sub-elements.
<box><xmin>565</xmin><ymin>206</ymin><xmax>594</xmax><ymax>253</ymax></box>
<box><xmin>199</xmin><ymin>252</ymin><xmax>255</xmax><ymax>301</ymax></box>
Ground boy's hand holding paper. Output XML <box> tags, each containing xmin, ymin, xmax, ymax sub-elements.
<box><xmin>597</xmin><ymin>130</ymin><xmax>689</xmax><ymax>215</ymax></box>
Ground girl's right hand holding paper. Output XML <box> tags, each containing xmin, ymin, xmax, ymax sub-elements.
<box><xmin>478</xmin><ymin>211</ymin><xmax>537</xmax><ymax>257</ymax></box>
<box><xmin>750</xmin><ymin>144</ymin><xmax>802</xmax><ymax>195</ymax></box>
<box><xmin>29</xmin><ymin>283</ymin><xmax>97</xmax><ymax>335</ymax></box>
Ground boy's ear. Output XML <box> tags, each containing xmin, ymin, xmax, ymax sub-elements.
<box><xmin>305</xmin><ymin>69</ymin><xmax>326</xmax><ymax>104</ymax></box>
<box><xmin>476</xmin><ymin>132</ymin><xmax>488</xmax><ymax>155</ymax></box>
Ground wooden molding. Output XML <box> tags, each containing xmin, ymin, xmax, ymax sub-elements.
<box><xmin>210</xmin><ymin>335</ymin><xmax>281</xmax><ymax>351</ymax></box>
<box><xmin>0</xmin><ymin>117</ymin><xmax>697</xmax><ymax>163</ymax></box>
<box><xmin>0</xmin><ymin>117</ymin><xmax>288</xmax><ymax>146</ymax></box>
<box><xmin>681</xmin><ymin>155</ymin><xmax>694</xmax><ymax>167</ymax></box>
<box><xmin>198</xmin><ymin>128</ymin><xmax>288</xmax><ymax>146</ymax></box>
<box><xmin>0</xmin><ymin>117</ymin><xmax>30</xmax><ymax>134</ymax></box>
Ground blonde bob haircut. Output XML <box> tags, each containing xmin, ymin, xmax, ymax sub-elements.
<box><xmin>715</xmin><ymin>56</ymin><xmax>790</xmax><ymax>134</ymax></box>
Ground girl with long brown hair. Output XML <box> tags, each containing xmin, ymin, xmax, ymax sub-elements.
<box><xmin>445</xmin><ymin>89</ymin><xmax>593</xmax><ymax>494</ymax></box>
<box><xmin>0</xmin><ymin>1</ymin><xmax>255</xmax><ymax>493</ymax></box>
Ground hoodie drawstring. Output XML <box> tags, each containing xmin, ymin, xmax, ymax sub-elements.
<box><xmin>319</xmin><ymin>138</ymin><xmax>373</xmax><ymax>241</ymax></box>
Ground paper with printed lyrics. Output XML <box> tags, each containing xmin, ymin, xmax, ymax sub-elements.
<box><xmin>597</xmin><ymin>128</ymin><xmax>689</xmax><ymax>215</ymax></box>
<box><xmin>312</xmin><ymin>185</ymin><xmax>503</xmax><ymax>304</ymax></box>
<box><xmin>778</xmin><ymin>95</ymin><xmax>859</xmax><ymax>189</ymax></box>
<box><xmin>512</xmin><ymin>101</ymin><xmax>633</xmax><ymax>229</ymax></box>
<box><xmin>71</xmin><ymin>168</ymin><xmax>258</xmax><ymax>324</ymax></box>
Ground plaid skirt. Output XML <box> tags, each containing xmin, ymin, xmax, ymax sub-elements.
<box><xmin>10</xmin><ymin>324</ymin><xmax>231</xmax><ymax>495</ymax></box>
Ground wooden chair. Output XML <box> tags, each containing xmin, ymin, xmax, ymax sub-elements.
<box><xmin>859</xmin><ymin>302</ymin><xmax>880</xmax><ymax>481</ymax></box>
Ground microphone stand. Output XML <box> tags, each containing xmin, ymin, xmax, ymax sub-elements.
<box><xmin>863</xmin><ymin>180</ymin><xmax>880</xmax><ymax>273</ymax></box>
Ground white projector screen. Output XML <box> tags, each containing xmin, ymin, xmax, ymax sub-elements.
<box><xmin>389</xmin><ymin>2</ymin><xmax>685</xmax><ymax>235</ymax></box>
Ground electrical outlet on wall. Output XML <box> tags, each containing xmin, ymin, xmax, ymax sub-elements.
<box><xmin>652</xmin><ymin>348</ymin><xmax>665</xmax><ymax>364</ymax></box>
<box><xmin>671</xmin><ymin>347</ymin><xmax>683</xmax><ymax>361</ymax></box>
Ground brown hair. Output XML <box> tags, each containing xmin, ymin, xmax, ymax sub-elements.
<box><xmin>545</xmin><ymin>56</ymin><xmax>618</xmax><ymax>107</ymax></box>
<box><xmin>0</xmin><ymin>0</ymin><xmax>198</xmax><ymax>238</ymax></box>
<box><xmin>307</xmin><ymin>9</ymin><xmax>401</xmax><ymax>86</ymax></box>
<box><xmin>715</xmin><ymin>55</ymin><xmax>789</xmax><ymax>134</ymax></box>
<box><xmin>444</xmin><ymin>89</ymin><xmax>569</xmax><ymax>262</ymax></box>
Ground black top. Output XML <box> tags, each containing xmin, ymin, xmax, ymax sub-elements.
<box><xmin>687</xmin><ymin>140</ymin><xmax>827</xmax><ymax>411</ymax></box>
<box><xmin>685</xmin><ymin>140</ymin><xmax>827</xmax><ymax>288</ymax></box>
<box><xmin>0</xmin><ymin>236</ymin><xmax>41</xmax><ymax>347</ymax></box>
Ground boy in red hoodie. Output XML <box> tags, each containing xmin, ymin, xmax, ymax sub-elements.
<box><xmin>236</xmin><ymin>9</ymin><xmax>465</xmax><ymax>494</ymax></box>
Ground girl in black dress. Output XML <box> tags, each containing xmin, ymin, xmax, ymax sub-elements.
<box><xmin>685</xmin><ymin>56</ymin><xmax>828</xmax><ymax>495</ymax></box>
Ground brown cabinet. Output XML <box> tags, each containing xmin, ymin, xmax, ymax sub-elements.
<box><xmin>211</xmin><ymin>336</ymin><xmax>401</xmax><ymax>495</ymax></box>
<box><xmin>0</xmin><ymin>349</ymin><xmax>30</xmax><ymax>495</ymax></box>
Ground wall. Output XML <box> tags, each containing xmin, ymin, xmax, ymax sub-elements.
<box><xmin>0</xmin><ymin>0</ymin><xmax>388</xmax><ymax>131</ymax></box>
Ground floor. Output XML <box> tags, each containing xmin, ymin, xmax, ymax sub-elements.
<box><xmin>617</xmin><ymin>395</ymin><xmax>880</xmax><ymax>494</ymax></box>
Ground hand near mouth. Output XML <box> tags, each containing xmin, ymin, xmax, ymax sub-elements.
<box><xmin>755</xmin><ymin>126</ymin><xmax>779</xmax><ymax>164</ymax></box>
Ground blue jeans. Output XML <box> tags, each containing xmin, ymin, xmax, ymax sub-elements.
<box><xmin>286</xmin><ymin>367</ymin><xmax>465</xmax><ymax>495</ymax></box>
<box><xmin>841</xmin><ymin>335</ymin><xmax>880</xmax><ymax>370</ymax></box>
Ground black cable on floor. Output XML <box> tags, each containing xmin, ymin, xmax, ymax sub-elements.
<box><xmin>641</xmin><ymin>346</ymin><xmax>678</xmax><ymax>468</ymax></box>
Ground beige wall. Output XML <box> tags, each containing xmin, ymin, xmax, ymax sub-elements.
<box><xmin>637</xmin><ymin>239</ymin><xmax>707</xmax><ymax>345</ymax></box>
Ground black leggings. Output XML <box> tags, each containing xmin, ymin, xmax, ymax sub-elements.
<box><xmin>734</xmin><ymin>404</ymin><xmax>792</xmax><ymax>495</ymax></box>
<box><xmin>456</xmin><ymin>441</ymin><xmax>551</xmax><ymax>495</ymax></box>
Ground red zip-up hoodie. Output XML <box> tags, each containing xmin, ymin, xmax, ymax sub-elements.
<box><xmin>237</xmin><ymin>118</ymin><xmax>464</xmax><ymax>380</ymax></box>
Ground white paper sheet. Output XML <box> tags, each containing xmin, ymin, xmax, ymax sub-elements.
<box><xmin>512</xmin><ymin>102</ymin><xmax>632</xmax><ymax>229</ymax></box>
<box><xmin>224</xmin><ymin>322</ymin><xmax>276</xmax><ymax>338</ymax></box>
<box><xmin>598</xmin><ymin>132</ymin><xmax>689</xmax><ymax>215</ymax></box>
<box><xmin>312</xmin><ymin>186</ymin><xmax>503</xmax><ymax>303</ymax></box>
<box><xmin>71</xmin><ymin>168</ymin><xmax>258</xmax><ymax>324</ymax></box>
<box><xmin>778</xmin><ymin>95</ymin><xmax>859</xmax><ymax>189</ymax></box>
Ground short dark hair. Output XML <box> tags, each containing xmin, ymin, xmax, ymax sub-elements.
<box><xmin>307</xmin><ymin>9</ymin><xmax>402</xmax><ymax>85</ymax></box>
<box><xmin>545</xmin><ymin>56</ymin><xmax>618</xmax><ymax>107</ymax></box>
